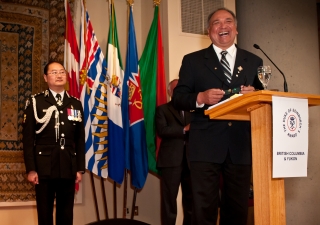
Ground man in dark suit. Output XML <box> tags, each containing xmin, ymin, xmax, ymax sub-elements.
<box><xmin>156</xmin><ymin>79</ymin><xmax>193</xmax><ymax>225</ymax></box>
<box><xmin>172</xmin><ymin>8</ymin><xmax>264</xmax><ymax>225</ymax></box>
<box><xmin>22</xmin><ymin>61</ymin><xmax>85</xmax><ymax>225</ymax></box>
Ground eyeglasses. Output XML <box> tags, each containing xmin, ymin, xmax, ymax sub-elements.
<box><xmin>48</xmin><ymin>70</ymin><xmax>67</xmax><ymax>76</ymax></box>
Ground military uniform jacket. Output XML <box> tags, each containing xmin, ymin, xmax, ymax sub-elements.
<box><xmin>22</xmin><ymin>90</ymin><xmax>85</xmax><ymax>179</ymax></box>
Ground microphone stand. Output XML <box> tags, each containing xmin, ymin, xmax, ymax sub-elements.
<box><xmin>254</xmin><ymin>44</ymin><xmax>288</xmax><ymax>92</ymax></box>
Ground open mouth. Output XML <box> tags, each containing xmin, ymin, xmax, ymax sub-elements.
<box><xmin>219</xmin><ymin>31</ymin><xmax>229</xmax><ymax>36</ymax></box>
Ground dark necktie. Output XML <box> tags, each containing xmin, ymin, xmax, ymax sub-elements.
<box><xmin>220</xmin><ymin>51</ymin><xmax>232</xmax><ymax>83</ymax></box>
<box><xmin>56</xmin><ymin>94</ymin><xmax>63</xmax><ymax>106</ymax></box>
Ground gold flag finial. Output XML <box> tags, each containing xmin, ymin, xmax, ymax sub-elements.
<box><xmin>154</xmin><ymin>0</ymin><xmax>161</xmax><ymax>6</ymax></box>
<box><xmin>127</xmin><ymin>0</ymin><xmax>134</xmax><ymax>6</ymax></box>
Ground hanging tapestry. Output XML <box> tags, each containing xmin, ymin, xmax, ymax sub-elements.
<box><xmin>0</xmin><ymin>0</ymin><xmax>66</xmax><ymax>205</ymax></box>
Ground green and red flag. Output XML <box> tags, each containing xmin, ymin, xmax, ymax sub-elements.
<box><xmin>139</xmin><ymin>4</ymin><xmax>167</xmax><ymax>174</ymax></box>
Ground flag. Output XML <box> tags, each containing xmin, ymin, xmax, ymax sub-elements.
<box><xmin>64</xmin><ymin>0</ymin><xmax>81</xmax><ymax>192</ymax></box>
<box><xmin>139</xmin><ymin>5</ymin><xmax>167</xmax><ymax>174</ymax></box>
<box><xmin>64</xmin><ymin>0</ymin><xmax>80</xmax><ymax>98</ymax></box>
<box><xmin>79</xmin><ymin>0</ymin><xmax>108</xmax><ymax>178</ymax></box>
<box><xmin>122</xmin><ymin>5</ymin><xmax>148</xmax><ymax>189</ymax></box>
<box><xmin>106</xmin><ymin>1</ymin><xmax>125</xmax><ymax>184</ymax></box>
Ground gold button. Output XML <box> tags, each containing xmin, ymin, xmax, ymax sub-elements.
<box><xmin>228</xmin><ymin>122</ymin><xmax>232</xmax><ymax>126</ymax></box>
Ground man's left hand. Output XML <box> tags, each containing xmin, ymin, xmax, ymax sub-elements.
<box><xmin>75</xmin><ymin>172</ymin><xmax>82</xmax><ymax>183</ymax></box>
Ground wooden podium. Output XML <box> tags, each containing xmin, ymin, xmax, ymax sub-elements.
<box><xmin>205</xmin><ymin>90</ymin><xmax>320</xmax><ymax>225</ymax></box>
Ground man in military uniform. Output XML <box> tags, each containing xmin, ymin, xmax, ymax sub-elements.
<box><xmin>22</xmin><ymin>61</ymin><xmax>85</xmax><ymax>225</ymax></box>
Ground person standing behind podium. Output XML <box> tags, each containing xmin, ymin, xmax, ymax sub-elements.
<box><xmin>156</xmin><ymin>79</ymin><xmax>193</xmax><ymax>225</ymax></box>
<box><xmin>22</xmin><ymin>61</ymin><xmax>85</xmax><ymax>225</ymax></box>
<box><xmin>172</xmin><ymin>8</ymin><xmax>264</xmax><ymax>225</ymax></box>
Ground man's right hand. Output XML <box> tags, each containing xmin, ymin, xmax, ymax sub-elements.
<box><xmin>27</xmin><ymin>171</ymin><xmax>39</xmax><ymax>185</ymax></box>
<box><xmin>197</xmin><ymin>88</ymin><xmax>225</xmax><ymax>105</ymax></box>
<box><xmin>184</xmin><ymin>124</ymin><xmax>190</xmax><ymax>132</ymax></box>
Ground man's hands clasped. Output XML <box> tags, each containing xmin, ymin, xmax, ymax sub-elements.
<box><xmin>196</xmin><ymin>85</ymin><xmax>255</xmax><ymax>105</ymax></box>
<box><xmin>197</xmin><ymin>88</ymin><xmax>225</xmax><ymax>105</ymax></box>
<box><xmin>240</xmin><ymin>85</ymin><xmax>255</xmax><ymax>94</ymax></box>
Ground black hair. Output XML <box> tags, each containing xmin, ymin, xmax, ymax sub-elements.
<box><xmin>43</xmin><ymin>61</ymin><xmax>64</xmax><ymax>75</ymax></box>
<box><xmin>207</xmin><ymin>7</ymin><xmax>237</xmax><ymax>29</ymax></box>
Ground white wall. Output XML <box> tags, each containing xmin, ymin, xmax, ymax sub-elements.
<box><xmin>237</xmin><ymin>0</ymin><xmax>320</xmax><ymax>224</ymax></box>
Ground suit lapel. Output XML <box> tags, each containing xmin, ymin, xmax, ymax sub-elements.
<box><xmin>59</xmin><ymin>92</ymin><xmax>72</xmax><ymax>110</ymax></box>
<box><xmin>204</xmin><ymin>45</ymin><xmax>231</xmax><ymax>87</ymax></box>
<box><xmin>45</xmin><ymin>90</ymin><xmax>58</xmax><ymax>106</ymax></box>
<box><xmin>231</xmin><ymin>48</ymin><xmax>248</xmax><ymax>87</ymax></box>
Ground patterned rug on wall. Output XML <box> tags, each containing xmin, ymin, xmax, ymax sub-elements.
<box><xmin>0</xmin><ymin>0</ymin><xmax>66</xmax><ymax>205</ymax></box>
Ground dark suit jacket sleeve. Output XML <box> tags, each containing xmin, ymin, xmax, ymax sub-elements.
<box><xmin>22</xmin><ymin>98</ymin><xmax>36</xmax><ymax>173</ymax></box>
<box><xmin>172</xmin><ymin>55</ymin><xmax>199</xmax><ymax>112</ymax></box>
<box><xmin>156</xmin><ymin>103</ymin><xmax>187</xmax><ymax>167</ymax></box>
<box><xmin>156</xmin><ymin>104</ymin><xmax>185</xmax><ymax>139</ymax></box>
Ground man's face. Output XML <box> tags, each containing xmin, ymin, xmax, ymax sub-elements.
<box><xmin>43</xmin><ymin>62</ymin><xmax>67</xmax><ymax>90</ymax></box>
<box><xmin>207</xmin><ymin>10</ymin><xmax>238</xmax><ymax>49</ymax></box>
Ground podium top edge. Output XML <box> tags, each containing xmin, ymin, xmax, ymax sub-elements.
<box><xmin>243</xmin><ymin>90</ymin><xmax>320</xmax><ymax>98</ymax></box>
<box><xmin>204</xmin><ymin>90</ymin><xmax>320</xmax><ymax>117</ymax></box>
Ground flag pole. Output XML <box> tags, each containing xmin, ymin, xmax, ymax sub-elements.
<box><xmin>90</xmin><ymin>172</ymin><xmax>100</xmax><ymax>221</ymax></box>
<box><xmin>107</xmin><ymin>0</ymin><xmax>119</xmax><ymax>219</ymax></box>
<box><xmin>121</xmin><ymin>0</ymin><xmax>134</xmax><ymax>219</ymax></box>
<box><xmin>113</xmin><ymin>181</ymin><xmax>117</xmax><ymax>218</ymax></box>
<box><xmin>100</xmin><ymin>177</ymin><xmax>109</xmax><ymax>219</ymax></box>
<box><xmin>130</xmin><ymin>188</ymin><xmax>138</xmax><ymax>219</ymax></box>
<box><xmin>122</xmin><ymin>170</ymin><xmax>128</xmax><ymax>218</ymax></box>
<box><xmin>64</xmin><ymin>0</ymin><xmax>69</xmax><ymax>91</ymax></box>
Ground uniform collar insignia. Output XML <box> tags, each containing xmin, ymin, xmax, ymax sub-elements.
<box><xmin>45</xmin><ymin>90</ymin><xmax>49</xmax><ymax>97</ymax></box>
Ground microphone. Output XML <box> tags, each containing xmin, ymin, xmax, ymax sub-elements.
<box><xmin>253</xmin><ymin>44</ymin><xmax>288</xmax><ymax>92</ymax></box>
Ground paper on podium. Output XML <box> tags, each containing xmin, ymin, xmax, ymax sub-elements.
<box><xmin>208</xmin><ymin>94</ymin><xmax>243</xmax><ymax>110</ymax></box>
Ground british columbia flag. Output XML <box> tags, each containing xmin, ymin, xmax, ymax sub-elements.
<box><xmin>79</xmin><ymin>0</ymin><xmax>108</xmax><ymax>178</ymax></box>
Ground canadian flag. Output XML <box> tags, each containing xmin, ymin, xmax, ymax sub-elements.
<box><xmin>64</xmin><ymin>0</ymin><xmax>80</xmax><ymax>98</ymax></box>
<box><xmin>64</xmin><ymin>0</ymin><xmax>80</xmax><ymax>193</ymax></box>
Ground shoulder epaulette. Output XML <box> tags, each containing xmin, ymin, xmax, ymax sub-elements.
<box><xmin>32</xmin><ymin>91</ymin><xmax>45</xmax><ymax>98</ymax></box>
<box><xmin>71</xmin><ymin>96</ymin><xmax>80</xmax><ymax>101</ymax></box>
<box><xmin>66</xmin><ymin>91</ymin><xmax>80</xmax><ymax>101</ymax></box>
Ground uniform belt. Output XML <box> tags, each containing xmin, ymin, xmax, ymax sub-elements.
<box><xmin>36</xmin><ymin>138</ymin><xmax>74</xmax><ymax>146</ymax></box>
